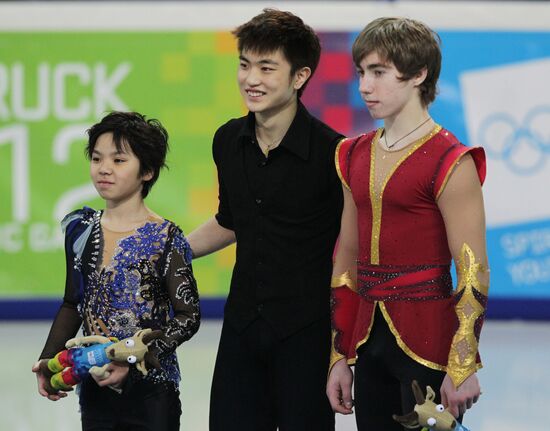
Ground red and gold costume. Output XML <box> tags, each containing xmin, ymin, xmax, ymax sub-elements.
<box><xmin>331</xmin><ymin>125</ymin><xmax>486</xmax><ymax>382</ymax></box>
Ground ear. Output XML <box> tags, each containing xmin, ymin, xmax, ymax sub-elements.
<box><xmin>142</xmin><ymin>170</ymin><xmax>153</xmax><ymax>182</ymax></box>
<box><xmin>293</xmin><ymin>67</ymin><xmax>312</xmax><ymax>91</ymax></box>
<box><xmin>425</xmin><ymin>385</ymin><xmax>436</xmax><ymax>401</ymax></box>
<box><xmin>413</xmin><ymin>67</ymin><xmax>428</xmax><ymax>87</ymax></box>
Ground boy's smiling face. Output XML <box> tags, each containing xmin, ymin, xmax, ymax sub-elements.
<box><xmin>237</xmin><ymin>49</ymin><xmax>305</xmax><ymax>118</ymax></box>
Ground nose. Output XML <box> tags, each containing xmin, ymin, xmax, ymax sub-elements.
<box><xmin>359</xmin><ymin>75</ymin><xmax>373</xmax><ymax>95</ymax></box>
<box><xmin>245</xmin><ymin>67</ymin><xmax>261</xmax><ymax>86</ymax></box>
<box><xmin>98</xmin><ymin>160</ymin><xmax>112</xmax><ymax>175</ymax></box>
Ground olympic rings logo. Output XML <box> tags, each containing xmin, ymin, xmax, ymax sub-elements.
<box><xmin>478</xmin><ymin>106</ymin><xmax>550</xmax><ymax>175</ymax></box>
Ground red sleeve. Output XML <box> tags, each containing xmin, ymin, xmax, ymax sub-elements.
<box><xmin>335</xmin><ymin>136</ymin><xmax>360</xmax><ymax>191</ymax></box>
<box><xmin>434</xmin><ymin>145</ymin><xmax>486</xmax><ymax>200</ymax></box>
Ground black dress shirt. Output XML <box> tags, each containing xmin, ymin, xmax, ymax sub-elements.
<box><xmin>213</xmin><ymin>102</ymin><xmax>344</xmax><ymax>337</ymax></box>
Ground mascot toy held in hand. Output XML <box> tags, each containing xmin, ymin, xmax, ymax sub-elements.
<box><xmin>393</xmin><ymin>380</ymin><xmax>471</xmax><ymax>431</ymax></box>
<box><xmin>39</xmin><ymin>328</ymin><xmax>163</xmax><ymax>395</ymax></box>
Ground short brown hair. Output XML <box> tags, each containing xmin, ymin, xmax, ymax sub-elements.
<box><xmin>352</xmin><ymin>17</ymin><xmax>441</xmax><ymax>106</ymax></box>
<box><xmin>233</xmin><ymin>8</ymin><xmax>321</xmax><ymax>98</ymax></box>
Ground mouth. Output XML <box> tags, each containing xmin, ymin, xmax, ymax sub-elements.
<box><xmin>97</xmin><ymin>181</ymin><xmax>114</xmax><ymax>187</ymax></box>
<box><xmin>246</xmin><ymin>89</ymin><xmax>265</xmax><ymax>98</ymax></box>
<box><xmin>365</xmin><ymin>100</ymin><xmax>379</xmax><ymax>108</ymax></box>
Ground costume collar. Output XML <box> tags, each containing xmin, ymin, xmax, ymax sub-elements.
<box><xmin>236</xmin><ymin>101</ymin><xmax>312</xmax><ymax>160</ymax></box>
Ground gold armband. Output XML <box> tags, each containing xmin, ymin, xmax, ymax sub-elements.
<box><xmin>447</xmin><ymin>243</ymin><xmax>489</xmax><ymax>387</ymax></box>
<box><xmin>331</xmin><ymin>270</ymin><xmax>356</xmax><ymax>290</ymax></box>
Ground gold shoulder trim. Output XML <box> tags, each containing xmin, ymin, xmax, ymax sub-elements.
<box><xmin>435</xmin><ymin>149</ymin><xmax>473</xmax><ymax>200</ymax></box>
<box><xmin>335</xmin><ymin>137</ymin><xmax>351</xmax><ymax>192</ymax></box>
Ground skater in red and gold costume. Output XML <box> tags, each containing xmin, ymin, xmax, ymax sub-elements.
<box><xmin>326</xmin><ymin>18</ymin><xmax>489</xmax><ymax>431</ymax></box>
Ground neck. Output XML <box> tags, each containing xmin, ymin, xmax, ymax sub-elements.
<box><xmin>382</xmin><ymin>102</ymin><xmax>432</xmax><ymax>150</ymax></box>
<box><xmin>103</xmin><ymin>192</ymin><xmax>150</xmax><ymax>228</ymax></box>
<box><xmin>255</xmin><ymin>98</ymin><xmax>297</xmax><ymax>145</ymax></box>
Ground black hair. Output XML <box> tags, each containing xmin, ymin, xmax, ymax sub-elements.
<box><xmin>86</xmin><ymin>111</ymin><xmax>168</xmax><ymax>198</ymax></box>
<box><xmin>233</xmin><ymin>8</ymin><xmax>321</xmax><ymax>98</ymax></box>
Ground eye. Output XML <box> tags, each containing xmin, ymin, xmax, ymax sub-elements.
<box><xmin>436</xmin><ymin>404</ymin><xmax>445</xmax><ymax>412</ymax></box>
<box><xmin>427</xmin><ymin>417</ymin><xmax>437</xmax><ymax>426</ymax></box>
<box><xmin>114</xmin><ymin>158</ymin><xmax>126</xmax><ymax>163</ymax></box>
<box><xmin>127</xmin><ymin>355</ymin><xmax>137</xmax><ymax>364</ymax></box>
<box><xmin>125</xmin><ymin>339</ymin><xmax>135</xmax><ymax>347</ymax></box>
<box><xmin>355</xmin><ymin>69</ymin><xmax>364</xmax><ymax>77</ymax></box>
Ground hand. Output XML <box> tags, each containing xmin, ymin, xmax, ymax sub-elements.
<box><xmin>91</xmin><ymin>362</ymin><xmax>129</xmax><ymax>389</ymax></box>
<box><xmin>31</xmin><ymin>360</ymin><xmax>69</xmax><ymax>401</ymax></box>
<box><xmin>440</xmin><ymin>373</ymin><xmax>481</xmax><ymax>418</ymax></box>
<box><xmin>326</xmin><ymin>358</ymin><xmax>354</xmax><ymax>414</ymax></box>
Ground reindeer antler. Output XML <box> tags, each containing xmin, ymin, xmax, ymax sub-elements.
<box><xmin>392</xmin><ymin>411</ymin><xmax>420</xmax><ymax>429</ymax></box>
<box><xmin>412</xmin><ymin>380</ymin><xmax>426</xmax><ymax>405</ymax></box>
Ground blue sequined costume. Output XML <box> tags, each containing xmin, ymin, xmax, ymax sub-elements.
<box><xmin>40</xmin><ymin>207</ymin><xmax>200</xmax><ymax>390</ymax></box>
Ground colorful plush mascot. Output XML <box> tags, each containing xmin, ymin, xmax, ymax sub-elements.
<box><xmin>39</xmin><ymin>328</ymin><xmax>163</xmax><ymax>395</ymax></box>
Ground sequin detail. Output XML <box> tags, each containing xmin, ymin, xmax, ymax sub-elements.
<box><xmin>447</xmin><ymin>243</ymin><xmax>488</xmax><ymax>387</ymax></box>
<box><xmin>357</xmin><ymin>262</ymin><xmax>453</xmax><ymax>301</ymax></box>
<box><xmin>68</xmin><ymin>209</ymin><xmax>200</xmax><ymax>387</ymax></box>
<box><xmin>369</xmin><ymin>125</ymin><xmax>442</xmax><ymax>264</ymax></box>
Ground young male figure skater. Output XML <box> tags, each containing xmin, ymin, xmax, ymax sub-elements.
<box><xmin>326</xmin><ymin>17</ymin><xmax>489</xmax><ymax>430</ymax></box>
<box><xmin>188</xmin><ymin>9</ymin><xmax>343</xmax><ymax>431</ymax></box>
<box><xmin>33</xmin><ymin>112</ymin><xmax>200</xmax><ymax>430</ymax></box>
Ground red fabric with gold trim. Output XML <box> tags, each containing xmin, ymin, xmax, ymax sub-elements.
<box><xmin>331</xmin><ymin>285</ymin><xmax>360</xmax><ymax>358</ymax></box>
<box><xmin>334</xmin><ymin>126</ymin><xmax>486</xmax><ymax>368</ymax></box>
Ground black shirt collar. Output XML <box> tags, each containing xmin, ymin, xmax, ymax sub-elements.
<box><xmin>237</xmin><ymin>101</ymin><xmax>312</xmax><ymax>160</ymax></box>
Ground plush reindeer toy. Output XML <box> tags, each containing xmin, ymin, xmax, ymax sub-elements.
<box><xmin>393</xmin><ymin>380</ymin><xmax>471</xmax><ymax>431</ymax></box>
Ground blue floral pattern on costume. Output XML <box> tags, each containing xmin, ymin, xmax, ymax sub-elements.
<box><xmin>64</xmin><ymin>208</ymin><xmax>200</xmax><ymax>387</ymax></box>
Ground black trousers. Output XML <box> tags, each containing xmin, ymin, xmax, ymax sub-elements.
<box><xmin>209</xmin><ymin>317</ymin><xmax>335</xmax><ymax>431</ymax></box>
<box><xmin>79</xmin><ymin>377</ymin><xmax>181</xmax><ymax>431</ymax></box>
<box><xmin>354</xmin><ymin>308</ymin><xmax>448</xmax><ymax>431</ymax></box>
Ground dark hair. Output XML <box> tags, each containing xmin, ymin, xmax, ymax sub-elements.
<box><xmin>233</xmin><ymin>8</ymin><xmax>321</xmax><ymax>98</ymax></box>
<box><xmin>352</xmin><ymin>17</ymin><xmax>442</xmax><ymax>106</ymax></box>
<box><xmin>86</xmin><ymin>111</ymin><xmax>168</xmax><ymax>198</ymax></box>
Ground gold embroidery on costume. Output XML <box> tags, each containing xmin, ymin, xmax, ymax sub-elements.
<box><xmin>335</xmin><ymin>138</ymin><xmax>351</xmax><ymax>192</ymax></box>
<box><xmin>369</xmin><ymin>126</ymin><xmax>442</xmax><ymax>264</ymax></box>
<box><xmin>447</xmin><ymin>243</ymin><xmax>489</xmax><ymax>387</ymax></box>
<box><xmin>331</xmin><ymin>270</ymin><xmax>356</xmax><ymax>292</ymax></box>
<box><xmin>329</xmin><ymin>330</ymin><xmax>347</xmax><ymax>373</ymax></box>
<box><xmin>435</xmin><ymin>149</ymin><xmax>482</xmax><ymax>200</ymax></box>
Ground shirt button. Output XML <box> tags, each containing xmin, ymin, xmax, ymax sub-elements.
<box><xmin>257</xmin><ymin>304</ymin><xmax>264</xmax><ymax>312</ymax></box>
<box><xmin>259</xmin><ymin>160</ymin><xmax>267</xmax><ymax>167</ymax></box>
<box><xmin>255</xmin><ymin>198</ymin><xmax>262</xmax><ymax>205</ymax></box>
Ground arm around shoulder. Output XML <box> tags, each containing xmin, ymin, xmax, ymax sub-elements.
<box><xmin>187</xmin><ymin>216</ymin><xmax>236</xmax><ymax>259</ymax></box>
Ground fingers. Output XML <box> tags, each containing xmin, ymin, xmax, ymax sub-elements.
<box><xmin>46</xmin><ymin>391</ymin><xmax>68</xmax><ymax>401</ymax></box>
<box><xmin>340</xmin><ymin>380</ymin><xmax>354</xmax><ymax>412</ymax></box>
<box><xmin>31</xmin><ymin>361</ymin><xmax>42</xmax><ymax>373</ymax></box>
<box><xmin>326</xmin><ymin>383</ymin><xmax>353</xmax><ymax>414</ymax></box>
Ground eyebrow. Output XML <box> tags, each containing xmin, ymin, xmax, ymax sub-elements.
<box><xmin>365</xmin><ymin>63</ymin><xmax>390</xmax><ymax>70</ymax></box>
<box><xmin>239</xmin><ymin>55</ymin><xmax>279</xmax><ymax>66</ymax></box>
<box><xmin>92</xmin><ymin>149</ymin><xmax>126</xmax><ymax>156</ymax></box>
